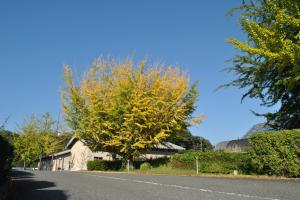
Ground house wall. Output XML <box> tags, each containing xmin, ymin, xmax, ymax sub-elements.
<box><xmin>40</xmin><ymin>140</ymin><xmax>182</xmax><ymax>171</ymax></box>
<box><xmin>40</xmin><ymin>152</ymin><xmax>71</xmax><ymax>171</ymax></box>
<box><xmin>69</xmin><ymin>141</ymin><xmax>178</xmax><ymax>170</ymax></box>
<box><xmin>70</xmin><ymin>140</ymin><xmax>113</xmax><ymax>171</ymax></box>
<box><xmin>52</xmin><ymin>154</ymin><xmax>72</xmax><ymax>171</ymax></box>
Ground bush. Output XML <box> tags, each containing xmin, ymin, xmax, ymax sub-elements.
<box><xmin>0</xmin><ymin>135</ymin><xmax>14</xmax><ymax>183</ymax></box>
<box><xmin>170</xmin><ymin>150</ymin><xmax>249</xmax><ymax>174</ymax></box>
<box><xmin>248</xmin><ymin>129</ymin><xmax>300</xmax><ymax>177</ymax></box>
<box><xmin>140</xmin><ymin>162</ymin><xmax>152</xmax><ymax>171</ymax></box>
<box><xmin>87</xmin><ymin>160</ymin><xmax>122</xmax><ymax>171</ymax></box>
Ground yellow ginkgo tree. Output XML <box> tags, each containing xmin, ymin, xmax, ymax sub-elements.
<box><xmin>62</xmin><ymin>58</ymin><xmax>200</xmax><ymax>160</ymax></box>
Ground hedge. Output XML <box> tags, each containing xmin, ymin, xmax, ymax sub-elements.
<box><xmin>87</xmin><ymin>157</ymin><xmax>169</xmax><ymax>171</ymax></box>
<box><xmin>170</xmin><ymin>151</ymin><xmax>249</xmax><ymax>174</ymax></box>
<box><xmin>87</xmin><ymin>160</ymin><xmax>122</xmax><ymax>171</ymax></box>
<box><xmin>248</xmin><ymin>129</ymin><xmax>300</xmax><ymax>177</ymax></box>
<box><xmin>0</xmin><ymin>135</ymin><xmax>14</xmax><ymax>184</ymax></box>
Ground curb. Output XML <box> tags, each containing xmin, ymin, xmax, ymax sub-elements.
<box><xmin>77</xmin><ymin>170</ymin><xmax>300</xmax><ymax>181</ymax></box>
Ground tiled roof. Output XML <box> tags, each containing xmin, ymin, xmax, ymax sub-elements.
<box><xmin>153</xmin><ymin>142</ymin><xmax>186</xmax><ymax>151</ymax></box>
<box><xmin>66</xmin><ymin>136</ymin><xmax>185</xmax><ymax>151</ymax></box>
<box><xmin>42</xmin><ymin>149</ymin><xmax>71</xmax><ymax>159</ymax></box>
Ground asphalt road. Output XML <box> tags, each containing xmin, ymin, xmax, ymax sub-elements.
<box><xmin>9</xmin><ymin>170</ymin><xmax>300</xmax><ymax>200</ymax></box>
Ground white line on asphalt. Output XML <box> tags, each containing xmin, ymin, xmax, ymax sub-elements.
<box><xmin>82</xmin><ymin>173</ymin><xmax>280</xmax><ymax>200</ymax></box>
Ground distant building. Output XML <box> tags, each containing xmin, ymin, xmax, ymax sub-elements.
<box><xmin>242</xmin><ymin>123</ymin><xmax>273</xmax><ymax>138</ymax></box>
<box><xmin>215</xmin><ymin>123</ymin><xmax>274</xmax><ymax>152</ymax></box>
<box><xmin>39</xmin><ymin>136</ymin><xmax>185</xmax><ymax>171</ymax></box>
<box><xmin>215</xmin><ymin>139</ymin><xmax>249</xmax><ymax>152</ymax></box>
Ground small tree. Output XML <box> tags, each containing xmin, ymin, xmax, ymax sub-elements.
<box><xmin>14</xmin><ymin>114</ymin><xmax>40</xmax><ymax>169</ymax></box>
<box><xmin>62</xmin><ymin>58</ymin><xmax>201</xmax><ymax>161</ymax></box>
<box><xmin>14</xmin><ymin>113</ymin><xmax>61</xmax><ymax>169</ymax></box>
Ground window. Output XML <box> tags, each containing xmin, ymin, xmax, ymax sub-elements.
<box><xmin>94</xmin><ymin>157</ymin><xmax>103</xmax><ymax>160</ymax></box>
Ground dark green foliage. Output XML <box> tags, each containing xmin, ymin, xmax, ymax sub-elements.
<box><xmin>0</xmin><ymin>128</ymin><xmax>19</xmax><ymax>167</ymax></box>
<box><xmin>0</xmin><ymin>135</ymin><xmax>14</xmax><ymax>183</ymax></box>
<box><xmin>248</xmin><ymin>130</ymin><xmax>300</xmax><ymax>177</ymax></box>
<box><xmin>167</xmin><ymin>129</ymin><xmax>192</xmax><ymax>149</ymax></box>
<box><xmin>0</xmin><ymin>129</ymin><xmax>16</xmax><ymax>144</ymax></box>
<box><xmin>87</xmin><ymin>160</ymin><xmax>123</xmax><ymax>171</ymax></box>
<box><xmin>189</xmin><ymin>136</ymin><xmax>214</xmax><ymax>151</ymax></box>
<box><xmin>168</xmin><ymin>132</ymin><xmax>213</xmax><ymax>151</ymax></box>
<box><xmin>170</xmin><ymin>151</ymin><xmax>249</xmax><ymax>174</ymax></box>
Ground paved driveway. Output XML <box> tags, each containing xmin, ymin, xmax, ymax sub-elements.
<box><xmin>9</xmin><ymin>170</ymin><xmax>300</xmax><ymax>200</ymax></box>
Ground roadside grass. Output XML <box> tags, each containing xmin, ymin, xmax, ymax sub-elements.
<box><xmin>136</xmin><ymin>166</ymin><xmax>293</xmax><ymax>180</ymax></box>
<box><xmin>142</xmin><ymin>165</ymin><xmax>196</xmax><ymax>175</ymax></box>
<box><xmin>83</xmin><ymin>165</ymin><xmax>297</xmax><ymax>180</ymax></box>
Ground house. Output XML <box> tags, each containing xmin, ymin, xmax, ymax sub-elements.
<box><xmin>215</xmin><ymin>123</ymin><xmax>273</xmax><ymax>152</ymax></box>
<box><xmin>39</xmin><ymin>136</ymin><xmax>185</xmax><ymax>171</ymax></box>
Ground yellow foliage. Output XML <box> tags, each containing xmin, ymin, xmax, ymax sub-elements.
<box><xmin>62</xmin><ymin>58</ymin><xmax>197</xmax><ymax>159</ymax></box>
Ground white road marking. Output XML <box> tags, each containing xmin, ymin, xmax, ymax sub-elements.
<box><xmin>82</xmin><ymin>173</ymin><xmax>280</xmax><ymax>200</ymax></box>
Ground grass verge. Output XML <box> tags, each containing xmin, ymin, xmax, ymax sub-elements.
<box><xmin>82</xmin><ymin>166</ymin><xmax>299</xmax><ymax>180</ymax></box>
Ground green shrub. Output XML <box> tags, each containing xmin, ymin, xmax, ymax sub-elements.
<box><xmin>0</xmin><ymin>135</ymin><xmax>14</xmax><ymax>183</ymax></box>
<box><xmin>140</xmin><ymin>162</ymin><xmax>152</xmax><ymax>171</ymax></box>
<box><xmin>87</xmin><ymin>160</ymin><xmax>122</xmax><ymax>171</ymax></box>
<box><xmin>248</xmin><ymin>129</ymin><xmax>300</xmax><ymax>177</ymax></box>
<box><xmin>170</xmin><ymin>150</ymin><xmax>249</xmax><ymax>174</ymax></box>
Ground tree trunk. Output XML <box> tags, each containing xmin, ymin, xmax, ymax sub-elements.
<box><xmin>51</xmin><ymin>154</ymin><xmax>54</xmax><ymax>171</ymax></box>
<box><xmin>23</xmin><ymin>160</ymin><xmax>26</xmax><ymax>170</ymax></box>
<box><xmin>38</xmin><ymin>155</ymin><xmax>42</xmax><ymax>171</ymax></box>
<box><xmin>127</xmin><ymin>160</ymin><xmax>130</xmax><ymax>173</ymax></box>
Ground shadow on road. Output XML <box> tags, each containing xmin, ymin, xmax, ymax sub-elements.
<box><xmin>9</xmin><ymin>170</ymin><xmax>68</xmax><ymax>200</ymax></box>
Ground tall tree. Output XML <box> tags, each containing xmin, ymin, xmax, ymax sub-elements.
<box><xmin>226</xmin><ymin>0</ymin><xmax>300</xmax><ymax>129</ymax></box>
<box><xmin>62</xmin><ymin>58</ymin><xmax>201</xmax><ymax>160</ymax></box>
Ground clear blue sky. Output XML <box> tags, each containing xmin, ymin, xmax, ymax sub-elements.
<box><xmin>0</xmin><ymin>0</ymin><xmax>276</xmax><ymax>144</ymax></box>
